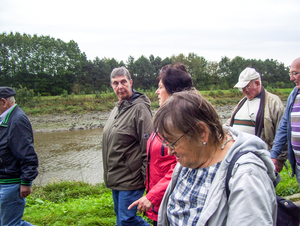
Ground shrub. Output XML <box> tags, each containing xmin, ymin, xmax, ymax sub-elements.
<box><xmin>15</xmin><ymin>85</ymin><xmax>35</xmax><ymax>107</ymax></box>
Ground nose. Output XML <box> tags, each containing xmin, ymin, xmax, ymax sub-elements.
<box><xmin>290</xmin><ymin>75</ymin><xmax>295</xmax><ymax>81</ymax></box>
<box><xmin>168</xmin><ymin>147</ymin><xmax>175</xmax><ymax>156</ymax></box>
<box><xmin>155</xmin><ymin>88</ymin><xmax>159</xmax><ymax>94</ymax></box>
<box><xmin>116</xmin><ymin>83</ymin><xmax>124</xmax><ymax>88</ymax></box>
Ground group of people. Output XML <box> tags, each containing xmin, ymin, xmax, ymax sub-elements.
<box><xmin>1</xmin><ymin>57</ymin><xmax>300</xmax><ymax>226</ymax></box>
<box><xmin>102</xmin><ymin>57</ymin><xmax>300</xmax><ymax>226</ymax></box>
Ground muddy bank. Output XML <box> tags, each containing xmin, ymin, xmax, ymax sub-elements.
<box><xmin>29</xmin><ymin>104</ymin><xmax>236</xmax><ymax>133</ymax></box>
<box><xmin>29</xmin><ymin>111</ymin><xmax>110</xmax><ymax>133</ymax></box>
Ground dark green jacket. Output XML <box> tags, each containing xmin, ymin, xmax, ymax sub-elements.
<box><xmin>102</xmin><ymin>91</ymin><xmax>153</xmax><ymax>190</ymax></box>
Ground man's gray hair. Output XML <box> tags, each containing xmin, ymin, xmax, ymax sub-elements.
<box><xmin>110</xmin><ymin>66</ymin><xmax>131</xmax><ymax>82</ymax></box>
<box><xmin>6</xmin><ymin>96</ymin><xmax>15</xmax><ymax>104</ymax></box>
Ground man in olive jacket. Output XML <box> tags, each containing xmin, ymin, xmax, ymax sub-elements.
<box><xmin>102</xmin><ymin>67</ymin><xmax>153</xmax><ymax>226</ymax></box>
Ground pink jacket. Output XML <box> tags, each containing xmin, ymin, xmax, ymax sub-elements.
<box><xmin>145</xmin><ymin>132</ymin><xmax>177</xmax><ymax>221</ymax></box>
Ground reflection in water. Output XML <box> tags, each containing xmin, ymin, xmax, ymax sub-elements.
<box><xmin>33</xmin><ymin>129</ymin><xmax>103</xmax><ymax>186</ymax></box>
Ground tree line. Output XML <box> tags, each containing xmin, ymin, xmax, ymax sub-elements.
<box><xmin>0</xmin><ymin>32</ymin><xmax>294</xmax><ymax>96</ymax></box>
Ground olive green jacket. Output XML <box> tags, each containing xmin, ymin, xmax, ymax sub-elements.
<box><xmin>102</xmin><ymin>91</ymin><xmax>153</xmax><ymax>190</ymax></box>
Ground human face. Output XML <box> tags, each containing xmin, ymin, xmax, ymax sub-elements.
<box><xmin>155</xmin><ymin>80</ymin><xmax>171</xmax><ymax>106</ymax></box>
<box><xmin>240</xmin><ymin>80</ymin><xmax>260</xmax><ymax>100</ymax></box>
<box><xmin>111</xmin><ymin>75</ymin><xmax>133</xmax><ymax>101</ymax></box>
<box><xmin>0</xmin><ymin>98</ymin><xmax>9</xmax><ymax>115</ymax></box>
<box><xmin>164</xmin><ymin>130</ymin><xmax>206</xmax><ymax>169</ymax></box>
<box><xmin>290</xmin><ymin>60</ymin><xmax>300</xmax><ymax>89</ymax></box>
<box><xmin>0</xmin><ymin>98</ymin><xmax>5</xmax><ymax>115</ymax></box>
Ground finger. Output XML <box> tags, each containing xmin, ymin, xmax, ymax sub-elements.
<box><xmin>128</xmin><ymin>201</ymin><xmax>138</xmax><ymax>210</ymax></box>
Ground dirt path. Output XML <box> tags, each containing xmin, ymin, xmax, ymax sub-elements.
<box><xmin>28</xmin><ymin>105</ymin><xmax>237</xmax><ymax>133</ymax></box>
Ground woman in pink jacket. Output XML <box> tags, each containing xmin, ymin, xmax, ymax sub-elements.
<box><xmin>129</xmin><ymin>63</ymin><xmax>194</xmax><ymax>225</ymax></box>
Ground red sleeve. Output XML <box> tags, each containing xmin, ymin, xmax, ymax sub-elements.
<box><xmin>145</xmin><ymin>159</ymin><xmax>177</xmax><ymax>206</ymax></box>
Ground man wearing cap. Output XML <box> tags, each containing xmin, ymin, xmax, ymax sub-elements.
<box><xmin>271</xmin><ymin>57</ymin><xmax>300</xmax><ymax>187</ymax></box>
<box><xmin>225</xmin><ymin>67</ymin><xmax>287</xmax><ymax>172</ymax></box>
<box><xmin>0</xmin><ymin>87</ymin><xmax>38</xmax><ymax>225</ymax></box>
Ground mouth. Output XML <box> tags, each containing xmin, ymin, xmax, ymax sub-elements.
<box><xmin>175</xmin><ymin>155</ymin><xmax>181</xmax><ymax>161</ymax></box>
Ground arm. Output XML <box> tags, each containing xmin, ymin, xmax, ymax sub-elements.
<box><xmin>128</xmin><ymin>157</ymin><xmax>177</xmax><ymax>212</ymax></box>
<box><xmin>269</xmin><ymin>95</ymin><xmax>288</xmax><ymax>172</ymax></box>
<box><xmin>136</xmin><ymin>105</ymin><xmax>153</xmax><ymax>181</ymax></box>
<box><xmin>227</xmin><ymin>163</ymin><xmax>276</xmax><ymax>225</ymax></box>
<box><xmin>8</xmin><ymin>114</ymin><xmax>39</xmax><ymax>184</ymax></box>
<box><xmin>270</xmin><ymin>97</ymin><xmax>290</xmax><ymax>160</ymax></box>
<box><xmin>145</xmin><ymin>159</ymin><xmax>177</xmax><ymax>207</ymax></box>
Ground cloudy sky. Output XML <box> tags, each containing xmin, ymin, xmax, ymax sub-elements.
<box><xmin>1</xmin><ymin>0</ymin><xmax>300</xmax><ymax>66</ymax></box>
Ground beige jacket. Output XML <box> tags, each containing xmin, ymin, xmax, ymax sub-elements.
<box><xmin>225</xmin><ymin>90</ymin><xmax>287</xmax><ymax>163</ymax></box>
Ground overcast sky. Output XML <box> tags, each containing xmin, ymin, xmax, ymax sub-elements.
<box><xmin>1</xmin><ymin>0</ymin><xmax>300</xmax><ymax>66</ymax></box>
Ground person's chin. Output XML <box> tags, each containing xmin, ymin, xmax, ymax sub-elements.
<box><xmin>118</xmin><ymin>93</ymin><xmax>127</xmax><ymax>100</ymax></box>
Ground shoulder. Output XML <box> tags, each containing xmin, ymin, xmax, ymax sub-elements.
<box><xmin>132</xmin><ymin>96</ymin><xmax>152</xmax><ymax>112</ymax></box>
<box><xmin>231</xmin><ymin>149</ymin><xmax>276</xmax><ymax>181</ymax></box>
<box><xmin>265</xmin><ymin>90</ymin><xmax>284</xmax><ymax>109</ymax></box>
<box><xmin>10</xmin><ymin>106</ymin><xmax>30</xmax><ymax>123</ymax></box>
<box><xmin>133</xmin><ymin>94</ymin><xmax>151</xmax><ymax>105</ymax></box>
<box><xmin>289</xmin><ymin>87</ymin><xmax>299</xmax><ymax>98</ymax></box>
<box><xmin>265</xmin><ymin>90</ymin><xmax>282</xmax><ymax>103</ymax></box>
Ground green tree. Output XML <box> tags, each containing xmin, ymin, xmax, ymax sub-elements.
<box><xmin>0</xmin><ymin>32</ymin><xmax>86</xmax><ymax>95</ymax></box>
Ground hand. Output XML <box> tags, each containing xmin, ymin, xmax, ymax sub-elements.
<box><xmin>274</xmin><ymin>159</ymin><xmax>284</xmax><ymax>173</ymax></box>
<box><xmin>128</xmin><ymin>196</ymin><xmax>153</xmax><ymax>213</ymax></box>
<box><xmin>271</xmin><ymin>158</ymin><xmax>283</xmax><ymax>173</ymax></box>
<box><xmin>20</xmin><ymin>185</ymin><xmax>31</xmax><ymax>198</ymax></box>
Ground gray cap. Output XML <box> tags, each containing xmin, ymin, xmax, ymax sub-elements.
<box><xmin>234</xmin><ymin>67</ymin><xmax>260</xmax><ymax>88</ymax></box>
<box><xmin>0</xmin><ymin>87</ymin><xmax>16</xmax><ymax>99</ymax></box>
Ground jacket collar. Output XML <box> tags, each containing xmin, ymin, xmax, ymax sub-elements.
<box><xmin>0</xmin><ymin>104</ymin><xmax>17</xmax><ymax>126</ymax></box>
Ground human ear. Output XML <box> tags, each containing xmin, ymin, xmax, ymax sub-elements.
<box><xmin>195</xmin><ymin>122</ymin><xmax>209</xmax><ymax>143</ymax></box>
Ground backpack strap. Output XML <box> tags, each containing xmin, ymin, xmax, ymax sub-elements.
<box><xmin>225</xmin><ymin>151</ymin><xmax>259</xmax><ymax>198</ymax></box>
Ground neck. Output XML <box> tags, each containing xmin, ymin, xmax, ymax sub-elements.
<box><xmin>203</xmin><ymin>135</ymin><xmax>234</xmax><ymax>167</ymax></box>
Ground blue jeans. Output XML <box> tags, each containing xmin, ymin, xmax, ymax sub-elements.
<box><xmin>112</xmin><ymin>189</ymin><xmax>150</xmax><ymax>226</ymax></box>
<box><xmin>0</xmin><ymin>184</ymin><xmax>33</xmax><ymax>226</ymax></box>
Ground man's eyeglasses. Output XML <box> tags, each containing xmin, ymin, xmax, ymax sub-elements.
<box><xmin>238</xmin><ymin>81</ymin><xmax>253</xmax><ymax>92</ymax></box>
<box><xmin>162</xmin><ymin>131</ymin><xmax>189</xmax><ymax>150</ymax></box>
<box><xmin>290</xmin><ymin>72</ymin><xmax>300</xmax><ymax>78</ymax></box>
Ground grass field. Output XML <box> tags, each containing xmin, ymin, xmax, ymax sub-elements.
<box><xmin>19</xmin><ymin>88</ymin><xmax>293</xmax><ymax>116</ymax></box>
<box><xmin>22</xmin><ymin>160</ymin><xmax>299</xmax><ymax>226</ymax></box>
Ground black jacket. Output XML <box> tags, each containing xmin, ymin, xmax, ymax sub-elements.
<box><xmin>0</xmin><ymin>105</ymin><xmax>38</xmax><ymax>185</ymax></box>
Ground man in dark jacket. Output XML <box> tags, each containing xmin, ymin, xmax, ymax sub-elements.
<box><xmin>102</xmin><ymin>67</ymin><xmax>153</xmax><ymax>226</ymax></box>
<box><xmin>0</xmin><ymin>87</ymin><xmax>39</xmax><ymax>226</ymax></box>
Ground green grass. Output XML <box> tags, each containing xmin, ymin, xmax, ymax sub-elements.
<box><xmin>24</xmin><ymin>181</ymin><xmax>152</xmax><ymax>226</ymax></box>
<box><xmin>275</xmin><ymin>161</ymin><xmax>300</xmax><ymax>197</ymax></box>
<box><xmin>22</xmin><ymin>161</ymin><xmax>299</xmax><ymax>225</ymax></box>
<box><xmin>19</xmin><ymin>88</ymin><xmax>293</xmax><ymax>116</ymax></box>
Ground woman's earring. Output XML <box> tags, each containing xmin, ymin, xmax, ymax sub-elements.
<box><xmin>203</xmin><ymin>142</ymin><xmax>207</xmax><ymax>146</ymax></box>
